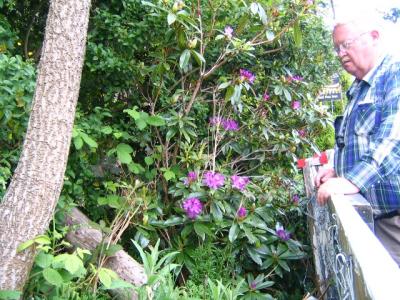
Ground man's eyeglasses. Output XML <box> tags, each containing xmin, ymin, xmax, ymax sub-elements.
<box><xmin>334</xmin><ymin>32</ymin><xmax>369</xmax><ymax>54</ymax></box>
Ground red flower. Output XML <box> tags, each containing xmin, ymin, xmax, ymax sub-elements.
<box><xmin>319</xmin><ymin>152</ymin><xmax>328</xmax><ymax>165</ymax></box>
<box><xmin>297</xmin><ymin>158</ymin><xmax>306</xmax><ymax>169</ymax></box>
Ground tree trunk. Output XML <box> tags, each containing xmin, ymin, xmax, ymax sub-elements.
<box><xmin>64</xmin><ymin>208</ymin><xmax>147</xmax><ymax>299</ymax></box>
<box><xmin>0</xmin><ymin>0</ymin><xmax>91</xmax><ymax>290</ymax></box>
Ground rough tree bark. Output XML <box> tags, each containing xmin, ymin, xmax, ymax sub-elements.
<box><xmin>64</xmin><ymin>208</ymin><xmax>147</xmax><ymax>299</ymax></box>
<box><xmin>0</xmin><ymin>0</ymin><xmax>91</xmax><ymax>290</ymax></box>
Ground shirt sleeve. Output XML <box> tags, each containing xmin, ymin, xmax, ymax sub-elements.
<box><xmin>345</xmin><ymin>62</ymin><xmax>400</xmax><ymax>192</ymax></box>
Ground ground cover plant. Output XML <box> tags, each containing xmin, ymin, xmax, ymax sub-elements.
<box><xmin>0</xmin><ymin>0</ymin><xmax>340</xmax><ymax>298</ymax></box>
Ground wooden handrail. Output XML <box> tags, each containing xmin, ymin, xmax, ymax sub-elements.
<box><xmin>303</xmin><ymin>150</ymin><xmax>400</xmax><ymax>299</ymax></box>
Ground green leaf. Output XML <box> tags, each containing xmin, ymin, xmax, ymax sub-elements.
<box><xmin>250</xmin><ymin>2</ymin><xmax>258</xmax><ymax>14</ymax></box>
<box><xmin>109</xmin><ymin>279</ymin><xmax>134</xmax><ymax>290</ymax></box>
<box><xmin>33</xmin><ymin>235</ymin><xmax>51</xmax><ymax>245</ymax></box>
<box><xmin>210</xmin><ymin>202</ymin><xmax>223</xmax><ymax>221</ymax></box>
<box><xmin>105</xmin><ymin>244</ymin><xmax>123</xmax><ymax>257</ymax></box>
<box><xmin>225</xmin><ymin>86</ymin><xmax>234</xmax><ymax>101</ymax></box>
<box><xmin>229</xmin><ymin>223</ymin><xmax>239</xmax><ymax>243</ymax></box>
<box><xmin>146</xmin><ymin>115</ymin><xmax>165</xmax><ymax>126</ymax></box>
<box><xmin>17</xmin><ymin>239</ymin><xmax>34</xmax><ymax>252</ymax></box>
<box><xmin>179</xmin><ymin>49</ymin><xmax>191</xmax><ymax>70</ymax></box>
<box><xmin>73</xmin><ymin>137</ymin><xmax>83</xmax><ymax>150</ymax></box>
<box><xmin>98</xmin><ymin>268</ymin><xmax>112</xmax><ymax>289</ymax></box>
<box><xmin>261</xmin><ymin>257</ymin><xmax>274</xmax><ymax>270</ymax></box>
<box><xmin>135</xmin><ymin>118</ymin><xmax>147</xmax><ymax>130</ymax></box>
<box><xmin>218</xmin><ymin>82</ymin><xmax>231</xmax><ymax>90</ymax></box>
<box><xmin>283</xmin><ymin>88</ymin><xmax>291</xmax><ymax>101</ymax></box>
<box><xmin>266</xmin><ymin>31</ymin><xmax>275</xmax><ymax>41</ymax></box>
<box><xmin>243</xmin><ymin>226</ymin><xmax>258</xmax><ymax>244</ymax></box>
<box><xmin>128</xmin><ymin>163</ymin><xmax>145</xmax><ymax>174</ymax></box>
<box><xmin>166</xmin><ymin>129</ymin><xmax>177</xmax><ymax>141</ymax></box>
<box><xmin>144</xmin><ymin>156</ymin><xmax>154</xmax><ymax>166</ymax></box>
<box><xmin>163</xmin><ymin>170</ymin><xmax>175</xmax><ymax>181</ymax></box>
<box><xmin>80</xmin><ymin>132</ymin><xmax>98</xmax><ymax>148</ymax></box>
<box><xmin>35</xmin><ymin>252</ymin><xmax>54</xmax><ymax>269</ymax></box>
<box><xmin>193</xmin><ymin>223</ymin><xmax>205</xmax><ymax>240</ymax></box>
<box><xmin>247</xmin><ymin>247</ymin><xmax>262</xmax><ymax>265</ymax></box>
<box><xmin>167</xmin><ymin>13</ymin><xmax>177</xmax><ymax>25</ymax></box>
<box><xmin>43</xmin><ymin>268</ymin><xmax>64</xmax><ymax>286</ymax></box>
<box><xmin>278</xmin><ymin>259</ymin><xmax>290</xmax><ymax>272</ymax></box>
<box><xmin>194</xmin><ymin>222</ymin><xmax>212</xmax><ymax>238</ymax></box>
<box><xmin>0</xmin><ymin>290</ymin><xmax>22</xmax><ymax>300</ymax></box>
<box><xmin>99</xmin><ymin>195</ymin><xmax>121</xmax><ymax>209</ymax></box>
<box><xmin>293</xmin><ymin>20</ymin><xmax>303</xmax><ymax>47</ymax></box>
<box><xmin>257</xmin><ymin>4</ymin><xmax>268</xmax><ymax>25</ymax></box>
<box><xmin>257</xmin><ymin>280</ymin><xmax>275</xmax><ymax>289</ymax></box>
<box><xmin>124</xmin><ymin>108</ymin><xmax>140</xmax><ymax>120</ymax></box>
<box><xmin>101</xmin><ymin>126</ymin><xmax>113</xmax><ymax>134</ymax></box>
<box><xmin>52</xmin><ymin>253</ymin><xmax>68</xmax><ymax>269</ymax></box>
<box><xmin>64</xmin><ymin>254</ymin><xmax>83</xmax><ymax>275</ymax></box>
<box><xmin>191</xmin><ymin>50</ymin><xmax>205</xmax><ymax>66</ymax></box>
<box><xmin>116</xmin><ymin>143</ymin><xmax>133</xmax><ymax>164</ymax></box>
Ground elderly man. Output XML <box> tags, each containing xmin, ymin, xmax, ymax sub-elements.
<box><xmin>315</xmin><ymin>17</ymin><xmax>400</xmax><ymax>264</ymax></box>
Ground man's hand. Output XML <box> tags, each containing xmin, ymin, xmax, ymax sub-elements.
<box><xmin>317</xmin><ymin>177</ymin><xmax>360</xmax><ymax>205</ymax></box>
<box><xmin>314</xmin><ymin>167</ymin><xmax>336</xmax><ymax>188</ymax></box>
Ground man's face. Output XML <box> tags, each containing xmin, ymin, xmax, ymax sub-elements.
<box><xmin>333</xmin><ymin>24</ymin><xmax>377</xmax><ymax>79</ymax></box>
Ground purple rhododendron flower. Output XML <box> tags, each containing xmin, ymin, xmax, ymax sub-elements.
<box><xmin>183</xmin><ymin>197</ymin><xmax>203</xmax><ymax>219</ymax></box>
<box><xmin>184</xmin><ymin>171</ymin><xmax>198</xmax><ymax>185</ymax></box>
<box><xmin>276</xmin><ymin>223</ymin><xmax>290</xmax><ymax>241</ymax></box>
<box><xmin>298</xmin><ymin>129</ymin><xmax>306</xmax><ymax>137</ymax></box>
<box><xmin>203</xmin><ymin>171</ymin><xmax>225</xmax><ymax>189</ymax></box>
<box><xmin>209</xmin><ymin>116</ymin><xmax>223</xmax><ymax>126</ymax></box>
<box><xmin>292</xmin><ymin>194</ymin><xmax>300</xmax><ymax>204</ymax></box>
<box><xmin>292</xmin><ymin>75</ymin><xmax>303</xmax><ymax>81</ymax></box>
<box><xmin>222</xmin><ymin>119</ymin><xmax>239</xmax><ymax>131</ymax></box>
<box><xmin>231</xmin><ymin>175</ymin><xmax>250</xmax><ymax>191</ymax></box>
<box><xmin>263</xmin><ymin>92</ymin><xmax>270</xmax><ymax>101</ymax></box>
<box><xmin>239</xmin><ymin>69</ymin><xmax>255</xmax><ymax>84</ymax></box>
<box><xmin>224</xmin><ymin>26</ymin><xmax>233</xmax><ymax>39</ymax></box>
<box><xmin>237</xmin><ymin>206</ymin><xmax>247</xmax><ymax>218</ymax></box>
<box><xmin>292</xmin><ymin>100</ymin><xmax>301</xmax><ymax>110</ymax></box>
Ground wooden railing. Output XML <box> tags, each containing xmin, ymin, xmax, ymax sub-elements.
<box><xmin>303</xmin><ymin>150</ymin><xmax>400</xmax><ymax>299</ymax></box>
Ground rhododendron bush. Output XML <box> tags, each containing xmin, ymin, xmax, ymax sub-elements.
<box><xmin>1</xmin><ymin>0</ymin><xmax>340</xmax><ymax>297</ymax></box>
<box><xmin>72</xmin><ymin>0</ymin><xmax>339</xmax><ymax>297</ymax></box>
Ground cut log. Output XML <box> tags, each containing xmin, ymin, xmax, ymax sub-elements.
<box><xmin>64</xmin><ymin>207</ymin><xmax>147</xmax><ymax>299</ymax></box>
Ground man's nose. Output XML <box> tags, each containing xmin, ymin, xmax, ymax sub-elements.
<box><xmin>337</xmin><ymin>48</ymin><xmax>347</xmax><ymax>58</ymax></box>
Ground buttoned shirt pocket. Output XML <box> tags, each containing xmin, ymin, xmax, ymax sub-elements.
<box><xmin>354</xmin><ymin>102</ymin><xmax>378</xmax><ymax>136</ymax></box>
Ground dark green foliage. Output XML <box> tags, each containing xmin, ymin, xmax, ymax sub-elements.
<box><xmin>0</xmin><ymin>0</ymin><xmax>342</xmax><ymax>298</ymax></box>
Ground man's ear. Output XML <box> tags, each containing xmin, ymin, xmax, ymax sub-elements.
<box><xmin>370</xmin><ymin>30</ymin><xmax>380</xmax><ymax>42</ymax></box>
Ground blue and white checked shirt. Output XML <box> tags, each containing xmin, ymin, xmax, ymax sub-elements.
<box><xmin>334</xmin><ymin>54</ymin><xmax>400</xmax><ymax>215</ymax></box>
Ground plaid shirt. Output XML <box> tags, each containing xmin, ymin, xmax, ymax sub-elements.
<box><xmin>334</xmin><ymin>54</ymin><xmax>400</xmax><ymax>215</ymax></box>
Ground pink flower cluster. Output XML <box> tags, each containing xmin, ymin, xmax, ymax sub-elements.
<box><xmin>183</xmin><ymin>197</ymin><xmax>203</xmax><ymax>219</ymax></box>
<box><xmin>203</xmin><ymin>171</ymin><xmax>225</xmax><ymax>189</ymax></box>
<box><xmin>287</xmin><ymin>75</ymin><xmax>303</xmax><ymax>83</ymax></box>
<box><xmin>276</xmin><ymin>223</ymin><xmax>290</xmax><ymax>241</ymax></box>
<box><xmin>292</xmin><ymin>100</ymin><xmax>301</xmax><ymax>110</ymax></box>
<box><xmin>184</xmin><ymin>171</ymin><xmax>197</xmax><ymax>185</ymax></box>
<box><xmin>239</xmin><ymin>69</ymin><xmax>255</xmax><ymax>84</ymax></box>
<box><xmin>201</xmin><ymin>172</ymin><xmax>250</xmax><ymax>191</ymax></box>
<box><xmin>298</xmin><ymin>129</ymin><xmax>306</xmax><ymax>137</ymax></box>
<box><xmin>237</xmin><ymin>206</ymin><xmax>247</xmax><ymax>218</ymax></box>
<box><xmin>231</xmin><ymin>175</ymin><xmax>250</xmax><ymax>191</ymax></box>
<box><xmin>209</xmin><ymin>117</ymin><xmax>239</xmax><ymax>131</ymax></box>
<box><xmin>224</xmin><ymin>26</ymin><xmax>233</xmax><ymax>39</ymax></box>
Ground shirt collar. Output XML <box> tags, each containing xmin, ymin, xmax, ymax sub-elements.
<box><xmin>362</xmin><ymin>54</ymin><xmax>386</xmax><ymax>84</ymax></box>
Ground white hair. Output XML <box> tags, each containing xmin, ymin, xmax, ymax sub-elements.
<box><xmin>331</xmin><ymin>8</ymin><xmax>391</xmax><ymax>48</ymax></box>
<box><xmin>332</xmin><ymin>9</ymin><xmax>384</xmax><ymax>32</ymax></box>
